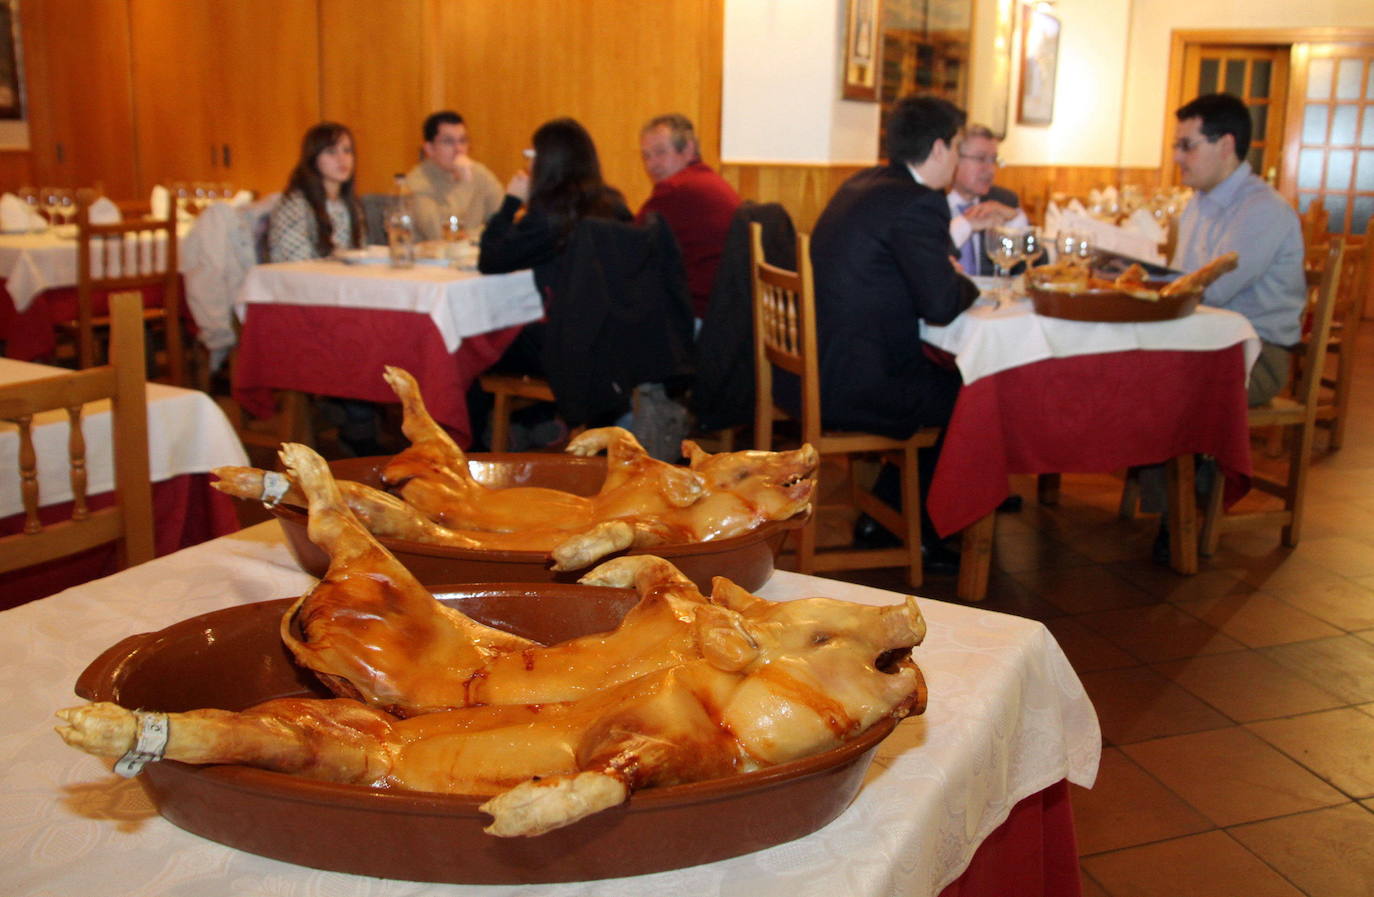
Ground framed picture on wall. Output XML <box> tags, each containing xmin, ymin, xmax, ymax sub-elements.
<box><xmin>1017</xmin><ymin>4</ymin><xmax>1059</xmax><ymax>126</ymax></box>
<box><xmin>0</xmin><ymin>0</ymin><xmax>22</xmax><ymax>119</ymax></box>
<box><xmin>842</xmin><ymin>0</ymin><xmax>882</xmax><ymax>101</ymax></box>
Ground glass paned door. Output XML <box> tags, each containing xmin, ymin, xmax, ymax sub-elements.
<box><xmin>1182</xmin><ymin>44</ymin><xmax>1289</xmax><ymax>183</ymax></box>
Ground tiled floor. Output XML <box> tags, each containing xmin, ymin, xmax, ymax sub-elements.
<box><xmin>240</xmin><ymin>329</ymin><xmax>1374</xmax><ymax>896</ymax></box>
<box><xmin>818</xmin><ymin>329</ymin><xmax>1374</xmax><ymax>896</ymax></box>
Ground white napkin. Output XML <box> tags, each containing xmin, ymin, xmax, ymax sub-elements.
<box><xmin>1066</xmin><ymin>198</ymin><xmax>1087</xmax><ymax>215</ymax></box>
<box><xmin>1124</xmin><ymin>207</ymin><xmax>1167</xmax><ymax>246</ymax></box>
<box><xmin>88</xmin><ymin>196</ymin><xmax>122</xmax><ymax>225</ymax></box>
<box><xmin>1043</xmin><ymin>201</ymin><xmax>1062</xmax><ymax>239</ymax></box>
<box><xmin>229</xmin><ymin>190</ymin><xmax>254</xmax><ymax>208</ymax></box>
<box><xmin>150</xmin><ymin>184</ymin><xmax>170</xmax><ymax>220</ymax></box>
<box><xmin>0</xmin><ymin>193</ymin><xmax>44</xmax><ymax>232</ymax></box>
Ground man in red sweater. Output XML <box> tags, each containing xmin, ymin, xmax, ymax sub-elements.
<box><xmin>636</xmin><ymin>114</ymin><xmax>742</xmax><ymax>321</ymax></box>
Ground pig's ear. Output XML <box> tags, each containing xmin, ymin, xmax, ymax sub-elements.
<box><xmin>709</xmin><ymin>577</ymin><xmax>768</xmax><ymax>615</ymax></box>
<box><xmin>695</xmin><ymin>606</ymin><xmax>758</xmax><ymax>671</ymax></box>
<box><xmin>682</xmin><ymin>440</ymin><xmax>709</xmax><ymax>468</ymax></box>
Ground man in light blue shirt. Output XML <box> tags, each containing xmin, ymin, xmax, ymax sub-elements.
<box><xmin>1171</xmin><ymin>92</ymin><xmax>1306</xmax><ymax>405</ymax></box>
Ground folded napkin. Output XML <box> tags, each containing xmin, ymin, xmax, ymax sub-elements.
<box><xmin>0</xmin><ymin>192</ymin><xmax>45</xmax><ymax>232</ymax></box>
<box><xmin>88</xmin><ymin>196</ymin><xmax>122</xmax><ymax>224</ymax></box>
<box><xmin>1043</xmin><ymin>201</ymin><xmax>1062</xmax><ymax>239</ymax></box>
<box><xmin>1066</xmin><ymin>198</ymin><xmax>1087</xmax><ymax>215</ymax></box>
<box><xmin>150</xmin><ymin>184</ymin><xmax>170</xmax><ymax>220</ymax></box>
<box><xmin>1123</xmin><ymin>207</ymin><xmax>1167</xmax><ymax>246</ymax></box>
<box><xmin>229</xmin><ymin>190</ymin><xmax>254</xmax><ymax>208</ymax></box>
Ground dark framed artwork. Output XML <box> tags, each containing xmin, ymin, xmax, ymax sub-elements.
<box><xmin>1017</xmin><ymin>4</ymin><xmax>1059</xmax><ymax>126</ymax></box>
<box><xmin>0</xmin><ymin>0</ymin><xmax>22</xmax><ymax>120</ymax></box>
<box><xmin>843</xmin><ymin>0</ymin><xmax>883</xmax><ymax>101</ymax></box>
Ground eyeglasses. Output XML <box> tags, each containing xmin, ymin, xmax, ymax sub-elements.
<box><xmin>959</xmin><ymin>153</ymin><xmax>1001</xmax><ymax>167</ymax></box>
<box><xmin>432</xmin><ymin>137</ymin><xmax>467</xmax><ymax>148</ymax></box>
<box><xmin>1171</xmin><ymin>136</ymin><xmax>1215</xmax><ymax>153</ymax></box>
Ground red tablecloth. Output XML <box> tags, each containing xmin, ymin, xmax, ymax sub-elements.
<box><xmin>0</xmin><ymin>473</ymin><xmax>239</xmax><ymax>609</ymax></box>
<box><xmin>939</xmin><ymin>780</ymin><xmax>1080</xmax><ymax>897</ymax></box>
<box><xmin>2</xmin><ymin>280</ymin><xmax>185</xmax><ymax>362</ymax></box>
<box><xmin>232</xmin><ymin>304</ymin><xmax>522</xmax><ymax>448</ymax></box>
<box><xmin>928</xmin><ymin>346</ymin><xmax>1254</xmax><ymax>538</ymax></box>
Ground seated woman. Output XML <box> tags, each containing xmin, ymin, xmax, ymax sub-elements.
<box><xmin>473</xmin><ymin>118</ymin><xmax>632</xmax><ymax>446</ymax></box>
<box><xmin>267</xmin><ymin>122</ymin><xmax>381</xmax><ymax>455</ymax></box>
<box><xmin>268</xmin><ymin>122</ymin><xmax>364</xmax><ymax>262</ymax></box>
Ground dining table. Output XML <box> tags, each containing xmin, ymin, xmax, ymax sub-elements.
<box><xmin>232</xmin><ymin>259</ymin><xmax>545</xmax><ymax>447</ymax></box>
<box><xmin>0</xmin><ymin>224</ymin><xmax>191</xmax><ymax>363</ymax></box>
<box><xmin>0</xmin><ymin>356</ymin><xmax>247</xmax><ymax>604</ymax></box>
<box><xmin>921</xmin><ymin>284</ymin><xmax>1260</xmax><ymax>601</ymax></box>
<box><xmin>0</xmin><ymin>518</ymin><xmax>1100</xmax><ymax>897</ymax></box>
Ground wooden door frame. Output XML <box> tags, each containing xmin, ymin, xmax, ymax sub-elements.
<box><xmin>1162</xmin><ymin>28</ymin><xmax>1374</xmax><ymax>188</ymax></box>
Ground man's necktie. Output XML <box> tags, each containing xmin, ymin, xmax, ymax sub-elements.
<box><xmin>958</xmin><ymin>203</ymin><xmax>979</xmax><ymax>275</ymax></box>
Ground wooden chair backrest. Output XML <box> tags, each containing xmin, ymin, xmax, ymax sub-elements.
<box><xmin>751</xmin><ymin>222</ymin><xmax>821</xmax><ymax>448</ymax></box>
<box><xmin>1299</xmin><ymin>197</ymin><xmax>1328</xmax><ymax>250</ymax></box>
<box><xmin>74</xmin><ymin>187</ymin><xmax>181</xmax><ymax>376</ymax></box>
<box><xmin>0</xmin><ymin>293</ymin><xmax>155</xmax><ymax>574</ymax></box>
<box><xmin>1295</xmin><ymin>241</ymin><xmax>1345</xmax><ymax>413</ymax></box>
<box><xmin>1334</xmin><ymin>228</ymin><xmax>1369</xmax><ymax>323</ymax></box>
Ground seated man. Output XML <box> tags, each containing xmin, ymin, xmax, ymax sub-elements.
<box><xmin>636</xmin><ymin>113</ymin><xmax>741</xmax><ymax>321</ymax></box>
<box><xmin>810</xmin><ymin>95</ymin><xmax>979</xmax><ymax>571</ymax></box>
<box><xmin>1171</xmin><ymin>92</ymin><xmax>1306</xmax><ymax>404</ymax></box>
<box><xmin>1146</xmin><ymin>92</ymin><xmax>1306</xmax><ymax>562</ymax></box>
<box><xmin>404</xmin><ymin>110</ymin><xmax>505</xmax><ymax>240</ymax></box>
<box><xmin>946</xmin><ymin>124</ymin><xmax>1026</xmax><ymax>276</ymax></box>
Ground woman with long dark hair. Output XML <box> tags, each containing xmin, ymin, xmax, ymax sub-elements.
<box><xmin>478</xmin><ymin>116</ymin><xmax>631</xmax><ymax>278</ymax></box>
<box><xmin>268</xmin><ymin>122</ymin><xmax>364</xmax><ymax>261</ymax></box>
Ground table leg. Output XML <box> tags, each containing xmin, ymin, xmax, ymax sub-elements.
<box><xmin>958</xmin><ymin>513</ymin><xmax>995</xmax><ymax>601</ymax></box>
<box><xmin>1037</xmin><ymin>473</ymin><xmax>1061</xmax><ymax>506</ymax></box>
<box><xmin>1166</xmin><ymin>454</ymin><xmax>1198</xmax><ymax>575</ymax></box>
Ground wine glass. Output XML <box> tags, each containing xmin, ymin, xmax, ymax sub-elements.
<box><xmin>985</xmin><ymin>227</ymin><xmax>1025</xmax><ymax>305</ymax></box>
<box><xmin>40</xmin><ymin>186</ymin><xmax>61</xmax><ymax>228</ymax></box>
<box><xmin>1019</xmin><ymin>227</ymin><xmax>1045</xmax><ymax>267</ymax></box>
<box><xmin>56</xmin><ymin>188</ymin><xmax>76</xmax><ymax>227</ymax></box>
<box><xmin>16</xmin><ymin>186</ymin><xmax>39</xmax><ymax>232</ymax></box>
<box><xmin>192</xmin><ymin>182</ymin><xmax>210</xmax><ymax>212</ymax></box>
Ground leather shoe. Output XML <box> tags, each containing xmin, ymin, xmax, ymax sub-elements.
<box><xmin>921</xmin><ymin>540</ymin><xmax>961</xmax><ymax>576</ymax></box>
<box><xmin>852</xmin><ymin>513</ymin><xmax>902</xmax><ymax>549</ymax></box>
<box><xmin>997</xmin><ymin>494</ymin><xmax>1024</xmax><ymax>513</ymax></box>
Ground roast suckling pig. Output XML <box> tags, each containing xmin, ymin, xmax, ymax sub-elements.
<box><xmin>212</xmin><ymin>366</ymin><xmax>817</xmax><ymax>571</ymax></box>
<box><xmin>57</xmin><ymin>444</ymin><xmax>926</xmax><ymax>837</ymax></box>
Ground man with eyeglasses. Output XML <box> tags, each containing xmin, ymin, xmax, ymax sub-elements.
<box><xmin>404</xmin><ymin>110</ymin><xmax>505</xmax><ymax>240</ymax></box>
<box><xmin>946</xmin><ymin>124</ymin><xmax>1025</xmax><ymax>276</ymax></box>
<box><xmin>1171</xmin><ymin>92</ymin><xmax>1305</xmax><ymax>405</ymax></box>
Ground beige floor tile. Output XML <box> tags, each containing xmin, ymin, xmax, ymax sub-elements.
<box><xmin>1261</xmin><ymin>635</ymin><xmax>1374</xmax><ymax>704</ymax></box>
<box><xmin>1079</xmin><ymin>870</ymin><xmax>1111</xmax><ymax>897</ymax></box>
<box><xmin>1152</xmin><ymin>651</ymin><xmax>1346</xmax><ymax>722</ymax></box>
<box><xmin>1272</xmin><ymin>577</ymin><xmax>1374</xmax><ymax>631</ymax></box>
<box><xmin>991</xmin><ymin>528</ymin><xmax>1094</xmax><ymax>573</ymax></box>
<box><xmin>1358</xmin><ymin>629</ymin><xmax>1374</xmax><ymax>645</ymax></box>
<box><xmin>1043</xmin><ymin>617</ymin><xmax>1137</xmax><ymax>673</ymax></box>
<box><xmin>1010</xmin><ymin>565</ymin><xmax>1155</xmax><ymax>615</ymax></box>
<box><xmin>1106</xmin><ymin>562</ymin><xmax>1255</xmax><ymax>605</ymax></box>
<box><xmin>1247</xmin><ymin>708</ymin><xmax>1374</xmax><ymax>798</ymax></box>
<box><xmin>1075</xmin><ymin>604</ymin><xmax>1244</xmax><ymax>663</ymax></box>
<box><xmin>1288</xmin><ymin>536</ymin><xmax>1374</xmax><ymax>578</ymax></box>
<box><xmin>1233</xmin><ymin>553</ymin><xmax>1350</xmax><ymax>592</ymax></box>
<box><xmin>1228</xmin><ymin>804</ymin><xmax>1374</xmax><ymax>897</ymax></box>
<box><xmin>1081</xmin><ymin>831</ymin><xmax>1304</xmax><ymax>897</ymax></box>
<box><xmin>1079</xmin><ymin>666</ymin><xmax>1231</xmax><ymax>745</ymax></box>
<box><xmin>1172</xmin><ymin>590</ymin><xmax>1344</xmax><ymax>647</ymax></box>
<box><xmin>1122</xmin><ymin>727</ymin><xmax>1347</xmax><ymax>826</ymax></box>
<box><xmin>1071</xmin><ymin>748</ymin><xmax>1212</xmax><ymax>855</ymax></box>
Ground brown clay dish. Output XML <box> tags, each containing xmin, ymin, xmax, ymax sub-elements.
<box><xmin>270</xmin><ymin>454</ymin><xmax>804</xmax><ymax>592</ymax></box>
<box><xmin>1026</xmin><ymin>279</ymin><xmax>1202</xmax><ymax>323</ymax></box>
<box><xmin>75</xmin><ymin>588</ymin><xmax>898</xmax><ymax>884</ymax></box>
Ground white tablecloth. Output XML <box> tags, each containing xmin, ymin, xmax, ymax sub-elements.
<box><xmin>0</xmin><ymin>522</ymin><xmax>1099</xmax><ymax>897</ymax></box>
<box><xmin>921</xmin><ymin>296</ymin><xmax>1260</xmax><ymax>386</ymax></box>
<box><xmin>235</xmin><ymin>261</ymin><xmax>544</xmax><ymax>353</ymax></box>
<box><xmin>0</xmin><ymin>227</ymin><xmax>190</xmax><ymax>313</ymax></box>
<box><xmin>0</xmin><ymin>358</ymin><xmax>248</xmax><ymax>517</ymax></box>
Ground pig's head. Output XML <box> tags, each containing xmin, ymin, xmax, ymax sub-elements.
<box><xmin>696</xmin><ymin>594</ymin><xmax>927</xmax><ymax>766</ymax></box>
<box><xmin>681</xmin><ymin>441</ymin><xmax>818</xmax><ymax>521</ymax></box>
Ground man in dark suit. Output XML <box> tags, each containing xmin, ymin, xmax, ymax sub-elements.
<box><xmin>810</xmin><ymin>95</ymin><xmax>979</xmax><ymax>570</ymax></box>
<box><xmin>946</xmin><ymin>124</ymin><xmax>1027</xmax><ymax>277</ymax></box>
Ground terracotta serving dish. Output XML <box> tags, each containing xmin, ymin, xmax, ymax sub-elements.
<box><xmin>75</xmin><ymin>587</ymin><xmax>898</xmax><ymax>884</ymax></box>
<box><xmin>1025</xmin><ymin>278</ymin><xmax>1202</xmax><ymax>323</ymax></box>
<box><xmin>270</xmin><ymin>454</ymin><xmax>804</xmax><ymax>592</ymax></box>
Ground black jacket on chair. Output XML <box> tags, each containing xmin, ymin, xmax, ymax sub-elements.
<box><xmin>808</xmin><ymin>163</ymin><xmax>978</xmax><ymax>439</ymax></box>
<box><xmin>541</xmin><ymin>215</ymin><xmax>695</xmax><ymax>426</ymax></box>
<box><xmin>692</xmin><ymin>201</ymin><xmax>796</xmax><ymax>431</ymax></box>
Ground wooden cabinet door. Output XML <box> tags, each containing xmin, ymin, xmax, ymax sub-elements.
<box><xmin>20</xmin><ymin>0</ymin><xmax>139</xmax><ymax>197</ymax></box>
<box><xmin>129</xmin><ymin>0</ymin><xmax>320</xmax><ymax>197</ymax></box>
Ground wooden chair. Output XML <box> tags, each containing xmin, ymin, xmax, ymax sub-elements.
<box><xmin>0</xmin><ymin>292</ymin><xmax>155</xmax><ymax>575</ymax></box>
<box><xmin>1299</xmin><ymin>197</ymin><xmax>1328</xmax><ymax>252</ymax></box>
<box><xmin>1314</xmin><ymin>230</ymin><xmax>1368</xmax><ymax>449</ymax></box>
<box><xmin>751</xmin><ymin>222</ymin><xmax>939</xmax><ymax>588</ymax></box>
<box><xmin>62</xmin><ymin>188</ymin><xmax>188</xmax><ymax>387</ymax></box>
<box><xmin>1200</xmin><ymin>242</ymin><xmax>1345</xmax><ymax>554</ymax></box>
<box><xmin>478</xmin><ymin>373</ymin><xmax>558</xmax><ymax>452</ymax></box>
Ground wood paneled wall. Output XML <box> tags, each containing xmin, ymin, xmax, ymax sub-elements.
<box><xmin>718</xmin><ymin>162</ymin><xmax>1166</xmax><ymax>234</ymax></box>
<box><xmin>435</xmin><ymin>0</ymin><xmax>723</xmax><ymax>213</ymax></box>
<box><xmin>0</xmin><ymin>150</ymin><xmax>33</xmax><ymax>192</ymax></box>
